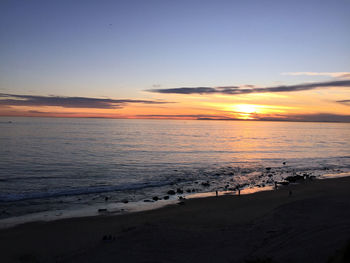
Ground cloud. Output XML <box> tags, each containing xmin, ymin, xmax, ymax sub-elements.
<box><xmin>336</xmin><ymin>99</ymin><xmax>350</xmax><ymax>106</ymax></box>
<box><xmin>262</xmin><ymin>113</ymin><xmax>350</xmax><ymax>123</ymax></box>
<box><xmin>136</xmin><ymin>114</ymin><xmax>240</xmax><ymax>120</ymax></box>
<box><xmin>136</xmin><ymin>113</ymin><xmax>350</xmax><ymax>122</ymax></box>
<box><xmin>147</xmin><ymin>80</ymin><xmax>350</xmax><ymax>95</ymax></box>
<box><xmin>282</xmin><ymin>72</ymin><xmax>350</xmax><ymax>78</ymax></box>
<box><xmin>0</xmin><ymin>93</ymin><xmax>172</xmax><ymax>109</ymax></box>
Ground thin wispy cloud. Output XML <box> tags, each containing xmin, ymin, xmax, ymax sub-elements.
<box><xmin>136</xmin><ymin>113</ymin><xmax>350</xmax><ymax>122</ymax></box>
<box><xmin>0</xmin><ymin>93</ymin><xmax>172</xmax><ymax>109</ymax></box>
<box><xmin>264</xmin><ymin>113</ymin><xmax>350</xmax><ymax>123</ymax></box>
<box><xmin>282</xmin><ymin>72</ymin><xmax>350</xmax><ymax>78</ymax></box>
<box><xmin>148</xmin><ymin>80</ymin><xmax>350</xmax><ymax>95</ymax></box>
<box><xmin>136</xmin><ymin>114</ymin><xmax>239</xmax><ymax>120</ymax></box>
<box><xmin>336</xmin><ymin>100</ymin><xmax>350</xmax><ymax>106</ymax></box>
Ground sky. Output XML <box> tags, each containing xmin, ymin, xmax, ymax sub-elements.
<box><xmin>1</xmin><ymin>0</ymin><xmax>350</xmax><ymax>121</ymax></box>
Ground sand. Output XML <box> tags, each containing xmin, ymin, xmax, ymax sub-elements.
<box><xmin>1</xmin><ymin>177</ymin><xmax>350</xmax><ymax>263</ymax></box>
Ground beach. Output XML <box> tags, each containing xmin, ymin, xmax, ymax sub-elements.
<box><xmin>1</xmin><ymin>176</ymin><xmax>349</xmax><ymax>263</ymax></box>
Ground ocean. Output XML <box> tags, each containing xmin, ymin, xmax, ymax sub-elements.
<box><xmin>1</xmin><ymin>117</ymin><xmax>350</xmax><ymax>226</ymax></box>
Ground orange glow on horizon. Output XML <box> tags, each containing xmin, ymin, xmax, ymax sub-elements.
<box><xmin>1</xmin><ymin>87</ymin><xmax>350</xmax><ymax>122</ymax></box>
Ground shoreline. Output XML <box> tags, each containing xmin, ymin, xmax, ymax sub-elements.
<box><xmin>1</xmin><ymin>172</ymin><xmax>349</xmax><ymax>230</ymax></box>
<box><xmin>1</xmin><ymin>176</ymin><xmax>350</xmax><ymax>262</ymax></box>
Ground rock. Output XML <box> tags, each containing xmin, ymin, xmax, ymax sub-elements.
<box><xmin>192</xmin><ymin>188</ymin><xmax>196</xmax><ymax>192</ymax></box>
<box><xmin>121</xmin><ymin>199</ymin><xmax>129</xmax><ymax>204</ymax></box>
<box><xmin>163</xmin><ymin>196</ymin><xmax>169</xmax><ymax>200</ymax></box>
<box><xmin>167</xmin><ymin>190</ymin><xmax>176</xmax><ymax>195</ymax></box>
<box><xmin>285</xmin><ymin>175</ymin><xmax>304</xmax><ymax>182</ymax></box>
<box><xmin>105</xmin><ymin>196</ymin><xmax>109</xmax><ymax>201</ymax></box>
<box><xmin>201</xmin><ymin>181</ymin><xmax>210</xmax><ymax>187</ymax></box>
<box><xmin>266</xmin><ymin>167</ymin><xmax>271</xmax><ymax>171</ymax></box>
<box><xmin>303</xmin><ymin>173</ymin><xmax>310</xmax><ymax>178</ymax></box>
<box><xmin>176</xmin><ymin>188</ymin><xmax>183</xmax><ymax>194</ymax></box>
<box><xmin>98</xmin><ymin>208</ymin><xmax>107</xmax><ymax>213</ymax></box>
<box><xmin>143</xmin><ymin>199</ymin><xmax>152</xmax><ymax>202</ymax></box>
<box><xmin>152</xmin><ymin>196</ymin><xmax>159</xmax><ymax>201</ymax></box>
<box><xmin>186</xmin><ymin>189</ymin><xmax>192</xmax><ymax>193</ymax></box>
<box><xmin>283</xmin><ymin>162</ymin><xmax>286</xmax><ymax>165</ymax></box>
<box><xmin>268</xmin><ymin>174</ymin><xmax>273</xmax><ymax>177</ymax></box>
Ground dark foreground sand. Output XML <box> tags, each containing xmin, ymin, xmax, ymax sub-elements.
<box><xmin>1</xmin><ymin>177</ymin><xmax>350</xmax><ymax>263</ymax></box>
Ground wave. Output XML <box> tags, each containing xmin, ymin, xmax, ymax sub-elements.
<box><xmin>0</xmin><ymin>180</ymin><xmax>173</xmax><ymax>202</ymax></box>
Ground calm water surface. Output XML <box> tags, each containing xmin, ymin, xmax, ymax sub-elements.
<box><xmin>1</xmin><ymin>117</ymin><xmax>350</xmax><ymax>224</ymax></box>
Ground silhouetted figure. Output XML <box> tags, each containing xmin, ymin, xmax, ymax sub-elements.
<box><xmin>238</xmin><ymin>188</ymin><xmax>241</xmax><ymax>196</ymax></box>
<box><xmin>215</xmin><ymin>190</ymin><xmax>218</xmax><ymax>197</ymax></box>
<box><xmin>274</xmin><ymin>182</ymin><xmax>278</xmax><ymax>189</ymax></box>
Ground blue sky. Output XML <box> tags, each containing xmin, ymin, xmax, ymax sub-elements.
<box><xmin>0</xmin><ymin>0</ymin><xmax>350</xmax><ymax>121</ymax></box>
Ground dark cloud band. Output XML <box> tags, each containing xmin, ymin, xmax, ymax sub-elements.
<box><xmin>0</xmin><ymin>93</ymin><xmax>171</xmax><ymax>109</ymax></box>
<box><xmin>336</xmin><ymin>99</ymin><xmax>350</xmax><ymax>106</ymax></box>
<box><xmin>147</xmin><ymin>80</ymin><xmax>350</xmax><ymax>95</ymax></box>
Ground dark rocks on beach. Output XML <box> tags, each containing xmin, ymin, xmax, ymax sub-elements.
<box><xmin>283</xmin><ymin>162</ymin><xmax>286</xmax><ymax>165</ymax></box>
<box><xmin>143</xmin><ymin>199</ymin><xmax>152</xmax><ymax>202</ymax></box>
<box><xmin>192</xmin><ymin>188</ymin><xmax>196</xmax><ymax>192</ymax></box>
<box><xmin>201</xmin><ymin>181</ymin><xmax>210</xmax><ymax>187</ymax></box>
<box><xmin>98</xmin><ymin>208</ymin><xmax>107</xmax><ymax>213</ymax></box>
<box><xmin>186</xmin><ymin>189</ymin><xmax>192</xmax><ymax>193</ymax></box>
<box><xmin>121</xmin><ymin>199</ymin><xmax>129</xmax><ymax>204</ymax></box>
<box><xmin>152</xmin><ymin>196</ymin><xmax>159</xmax><ymax>201</ymax></box>
<box><xmin>163</xmin><ymin>196</ymin><xmax>169</xmax><ymax>200</ymax></box>
<box><xmin>176</xmin><ymin>188</ymin><xmax>183</xmax><ymax>194</ymax></box>
<box><xmin>285</xmin><ymin>175</ymin><xmax>304</xmax><ymax>183</ymax></box>
<box><xmin>266</xmin><ymin>167</ymin><xmax>271</xmax><ymax>171</ymax></box>
<box><xmin>268</xmin><ymin>174</ymin><xmax>273</xmax><ymax>177</ymax></box>
<box><xmin>167</xmin><ymin>190</ymin><xmax>176</xmax><ymax>195</ymax></box>
<box><xmin>105</xmin><ymin>196</ymin><xmax>109</xmax><ymax>201</ymax></box>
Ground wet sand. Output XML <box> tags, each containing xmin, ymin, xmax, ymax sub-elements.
<box><xmin>1</xmin><ymin>177</ymin><xmax>350</xmax><ymax>263</ymax></box>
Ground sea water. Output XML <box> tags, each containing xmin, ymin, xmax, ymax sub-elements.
<box><xmin>1</xmin><ymin>117</ymin><xmax>350</xmax><ymax>226</ymax></box>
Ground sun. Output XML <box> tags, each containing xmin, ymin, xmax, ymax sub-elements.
<box><xmin>234</xmin><ymin>104</ymin><xmax>259</xmax><ymax>114</ymax></box>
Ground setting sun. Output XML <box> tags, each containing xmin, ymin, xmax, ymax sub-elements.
<box><xmin>234</xmin><ymin>104</ymin><xmax>260</xmax><ymax>114</ymax></box>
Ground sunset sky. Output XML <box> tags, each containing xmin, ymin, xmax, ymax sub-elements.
<box><xmin>1</xmin><ymin>0</ymin><xmax>350</xmax><ymax>121</ymax></box>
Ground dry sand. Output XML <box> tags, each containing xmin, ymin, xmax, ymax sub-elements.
<box><xmin>1</xmin><ymin>177</ymin><xmax>350</xmax><ymax>263</ymax></box>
